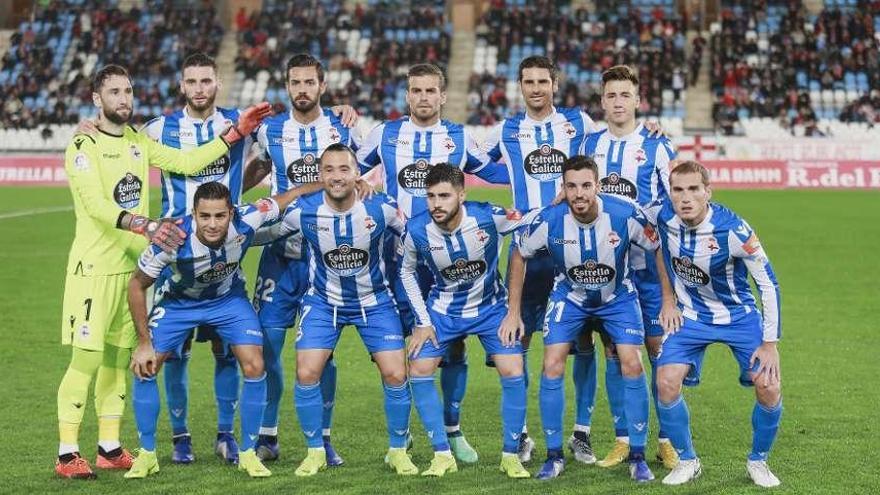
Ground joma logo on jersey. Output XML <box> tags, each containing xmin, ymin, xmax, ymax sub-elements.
<box><xmin>169</xmin><ymin>130</ymin><xmax>194</xmax><ymax>138</ymax></box>
<box><xmin>551</xmin><ymin>237</ymin><xmax>577</xmax><ymax>245</ymax></box>
<box><xmin>287</xmin><ymin>153</ymin><xmax>319</xmax><ymax>184</ymax></box>
<box><xmin>671</xmin><ymin>256</ymin><xmax>710</xmax><ymax>287</ymax></box>
<box><xmin>113</xmin><ymin>173</ymin><xmax>143</xmax><ymax>209</ymax></box>
<box><xmin>508</xmin><ymin>132</ymin><xmax>532</xmax><ymax>139</ymax></box>
<box><xmin>524</xmin><ymin>145</ymin><xmax>565</xmax><ymax>181</ymax></box>
<box><xmin>398</xmin><ymin>159</ymin><xmax>433</xmax><ymax>196</ymax></box>
<box><xmin>388</xmin><ymin>138</ymin><xmax>410</xmax><ymax>146</ymax></box>
<box><xmin>568</xmin><ymin>260</ymin><xmax>615</xmax><ymax>289</ymax></box>
<box><xmin>440</xmin><ymin>259</ymin><xmax>487</xmax><ymax>283</ymax></box>
<box><xmin>600</xmin><ymin>173</ymin><xmax>637</xmax><ymax>199</ymax></box>
<box><xmin>196</xmin><ymin>261</ymin><xmax>239</xmax><ymax>284</ymax></box>
<box><xmin>323</xmin><ymin>244</ymin><xmax>369</xmax><ymax>276</ymax></box>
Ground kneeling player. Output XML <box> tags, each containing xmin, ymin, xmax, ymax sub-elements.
<box><xmin>502</xmin><ymin>155</ymin><xmax>669</xmax><ymax>482</ymax></box>
<box><xmin>259</xmin><ymin>143</ymin><xmax>417</xmax><ymax>477</ymax></box>
<box><xmin>401</xmin><ymin>165</ymin><xmax>531</xmax><ymax>478</ymax></box>
<box><xmin>125</xmin><ymin>181</ymin><xmax>315</xmax><ymax>479</ymax></box>
<box><xmin>649</xmin><ymin>161</ymin><xmax>783</xmax><ymax>488</ymax></box>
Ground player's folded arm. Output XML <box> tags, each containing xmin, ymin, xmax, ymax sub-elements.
<box><xmin>144</xmin><ymin>133</ymin><xmax>230</xmax><ymax>176</ymax></box>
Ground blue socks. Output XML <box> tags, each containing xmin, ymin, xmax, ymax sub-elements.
<box><xmin>261</xmin><ymin>327</ymin><xmax>286</xmax><ymax>434</ymax></box>
<box><xmin>441</xmin><ymin>355</ymin><xmax>468</xmax><ymax>429</ymax></box>
<box><xmin>750</xmin><ymin>399</ymin><xmax>782</xmax><ymax>461</ymax></box>
<box><xmin>321</xmin><ymin>357</ymin><xmax>337</xmax><ymax>435</ymax></box>
<box><xmin>133</xmin><ymin>376</ymin><xmax>160</xmax><ymax>451</ymax></box>
<box><xmin>411</xmin><ymin>375</ymin><xmax>450</xmax><ymax>451</ymax></box>
<box><xmin>623</xmin><ymin>373</ymin><xmax>650</xmax><ymax>454</ymax></box>
<box><xmin>539</xmin><ymin>374</ymin><xmax>565</xmax><ymax>452</ymax></box>
<box><xmin>500</xmin><ymin>374</ymin><xmax>527</xmax><ymax>454</ymax></box>
<box><xmin>658</xmin><ymin>395</ymin><xmax>696</xmax><ymax>460</ymax></box>
<box><xmin>572</xmin><ymin>350</ymin><xmax>597</xmax><ymax>428</ymax></box>
<box><xmin>163</xmin><ymin>352</ymin><xmax>190</xmax><ymax>436</ymax></box>
<box><xmin>214</xmin><ymin>352</ymin><xmax>239</xmax><ymax>433</ymax></box>
<box><xmin>383</xmin><ymin>380</ymin><xmax>412</xmax><ymax>448</ymax></box>
<box><xmin>240</xmin><ymin>374</ymin><xmax>267</xmax><ymax>451</ymax></box>
<box><xmin>294</xmin><ymin>381</ymin><xmax>324</xmax><ymax>448</ymax></box>
<box><xmin>606</xmin><ymin>357</ymin><xmax>628</xmax><ymax>438</ymax></box>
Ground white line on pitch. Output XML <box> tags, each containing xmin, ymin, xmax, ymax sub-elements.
<box><xmin>0</xmin><ymin>205</ymin><xmax>73</xmax><ymax>220</ymax></box>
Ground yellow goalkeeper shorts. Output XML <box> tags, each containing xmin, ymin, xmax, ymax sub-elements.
<box><xmin>61</xmin><ymin>271</ymin><xmax>136</xmax><ymax>351</ymax></box>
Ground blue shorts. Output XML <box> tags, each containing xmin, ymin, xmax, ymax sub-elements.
<box><xmin>414</xmin><ymin>302</ymin><xmax>521</xmax><ymax>360</ymax></box>
<box><xmin>543</xmin><ymin>289</ymin><xmax>645</xmax><ymax>347</ymax></box>
<box><xmin>154</xmin><ymin>271</ymin><xmax>223</xmax><ymax>347</ymax></box>
<box><xmin>509</xmin><ymin>249</ymin><xmax>555</xmax><ymax>334</ymax></box>
<box><xmin>633</xmin><ymin>252</ymin><xmax>664</xmax><ymax>337</ymax></box>
<box><xmin>390</xmin><ymin>262</ymin><xmax>435</xmax><ymax>337</ymax></box>
<box><xmin>657</xmin><ymin>311</ymin><xmax>764</xmax><ymax>387</ymax></box>
<box><xmin>254</xmin><ymin>247</ymin><xmax>309</xmax><ymax>329</ymax></box>
<box><xmin>296</xmin><ymin>296</ymin><xmax>404</xmax><ymax>354</ymax></box>
<box><xmin>149</xmin><ymin>292</ymin><xmax>263</xmax><ymax>356</ymax></box>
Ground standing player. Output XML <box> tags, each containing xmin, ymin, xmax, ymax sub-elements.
<box><xmin>245</xmin><ymin>53</ymin><xmax>360</xmax><ymax>464</ymax></box>
<box><xmin>357</xmin><ymin>63</ymin><xmax>509</xmax><ymax>464</ymax></box>
<box><xmin>55</xmin><ymin>63</ymin><xmax>269</xmax><ymax>479</ymax></box>
<box><xmin>257</xmin><ymin>143</ymin><xmax>417</xmax><ymax>477</ymax></box>
<box><xmin>400</xmin><ymin>165</ymin><xmax>530</xmax><ymax>478</ymax></box>
<box><xmin>502</xmin><ymin>156</ymin><xmax>667</xmax><ymax>482</ymax></box>
<box><xmin>581</xmin><ymin>65</ymin><xmax>678</xmax><ymax>469</ymax></box>
<box><xmin>124</xmin><ymin>181</ymin><xmax>316</xmax><ymax>479</ymax></box>
<box><xmin>647</xmin><ymin>161</ymin><xmax>783</xmax><ymax>487</ymax></box>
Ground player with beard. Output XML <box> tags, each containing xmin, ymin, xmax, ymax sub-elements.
<box><xmin>357</xmin><ymin>64</ymin><xmax>509</xmax><ymax>464</ymax></box>
<box><xmin>55</xmin><ymin>64</ymin><xmax>270</xmax><ymax>479</ymax></box>
<box><xmin>243</xmin><ymin>54</ymin><xmax>365</xmax><ymax>465</ymax></box>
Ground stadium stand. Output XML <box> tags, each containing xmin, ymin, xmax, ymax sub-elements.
<box><xmin>468</xmin><ymin>0</ymin><xmax>688</xmax><ymax>128</ymax></box>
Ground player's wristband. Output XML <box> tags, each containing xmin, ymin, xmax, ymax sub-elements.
<box><xmin>127</xmin><ymin>214</ymin><xmax>158</xmax><ymax>237</ymax></box>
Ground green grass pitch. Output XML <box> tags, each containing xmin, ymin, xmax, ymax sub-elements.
<box><xmin>1</xmin><ymin>186</ymin><xmax>877</xmax><ymax>494</ymax></box>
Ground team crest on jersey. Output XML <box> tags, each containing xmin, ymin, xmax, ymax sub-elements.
<box><xmin>634</xmin><ymin>148</ymin><xmax>647</xmax><ymax>163</ymax></box>
<box><xmin>562</xmin><ymin>122</ymin><xmax>577</xmax><ymax>137</ymax></box>
<box><xmin>607</xmin><ymin>231</ymin><xmax>620</xmax><ymax>247</ymax></box>
<box><xmin>671</xmin><ymin>256</ymin><xmax>710</xmax><ymax>287</ymax></box>
<box><xmin>475</xmin><ymin>229</ymin><xmax>489</xmax><ymax>243</ymax></box>
<box><xmin>192</xmin><ymin>155</ymin><xmax>231</xmax><ymax>181</ymax></box>
<box><xmin>524</xmin><ymin>144</ymin><xmax>565</xmax><ymax>181</ymax></box>
<box><xmin>113</xmin><ymin>173</ymin><xmax>143</xmax><ymax>209</ymax></box>
<box><xmin>440</xmin><ymin>258</ymin><xmax>487</xmax><ymax>283</ymax></box>
<box><xmin>287</xmin><ymin>153</ymin><xmax>320</xmax><ymax>184</ymax></box>
<box><xmin>600</xmin><ymin>173</ymin><xmax>637</xmax><ymax>199</ymax></box>
<box><xmin>706</xmin><ymin>236</ymin><xmax>720</xmax><ymax>253</ymax></box>
<box><xmin>443</xmin><ymin>137</ymin><xmax>456</xmax><ymax>152</ymax></box>
<box><xmin>398</xmin><ymin>159</ymin><xmax>433</xmax><ymax>196</ymax></box>
<box><xmin>364</xmin><ymin>215</ymin><xmax>376</xmax><ymax>230</ymax></box>
<box><xmin>74</xmin><ymin>153</ymin><xmax>90</xmax><ymax>171</ymax></box>
<box><xmin>79</xmin><ymin>324</ymin><xmax>90</xmax><ymax>339</ymax></box>
<box><xmin>568</xmin><ymin>259</ymin><xmax>616</xmax><ymax>289</ymax></box>
<box><xmin>329</xmin><ymin>127</ymin><xmax>341</xmax><ymax>143</ymax></box>
<box><xmin>129</xmin><ymin>145</ymin><xmax>142</xmax><ymax>160</ymax></box>
<box><xmin>323</xmin><ymin>243</ymin><xmax>369</xmax><ymax>276</ymax></box>
<box><xmin>233</xmin><ymin>234</ymin><xmax>247</xmax><ymax>246</ymax></box>
<box><xmin>196</xmin><ymin>261</ymin><xmax>239</xmax><ymax>284</ymax></box>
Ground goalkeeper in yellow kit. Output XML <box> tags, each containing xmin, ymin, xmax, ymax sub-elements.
<box><xmin>55</xmin><ymin>64</ymin><xmax>272</xmax><ymax>479</ymax></box>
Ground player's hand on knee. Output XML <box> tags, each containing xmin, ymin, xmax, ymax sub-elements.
<box><xmin>659</xmin><ymin>300</ymin><xmax>683</xmax><ymax>334</ymax></box>
<box><xmin>331</xmin><ymin>105</ymin><xmax>359</xmax><ymax>127</ymax></box>
<box><xmin>355</xmin><ymin>178</ymin><xmax>376</xmax><ymax>199</ymax></box>
<box><xmin>131</xmin><ymin>343</ymin><xmax>158</xmax><ymax>379</ymax></box>
<box><xmin>407</xmin><ymin>325</ymin><xmax>438</xmax><ymax>359</ymax></box>
<box><xmin>750</xmin><ymin>341</ymin><xmax>780</xmax><ymax>387</ymax></box>
<box><xmin>75</xmin><ymin>118</ymin><xmax>98</xmax><ymax>137</ymax></box>
<box><xmin>498</xmin><ymin>313</ymin><xmax>525</xmax><ymax>347</ymax></box>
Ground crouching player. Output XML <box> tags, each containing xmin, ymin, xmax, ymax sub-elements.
<box><xmin>124</xmin><ymin>181</ymin><xmax>317</xmax><ymax>478</ymax></box>
<box><xmin>400</xmin><ymin>165</ymin><xmax>531</xmax><ymax>478</ymax></box>
<box><xmin>502</xmin><ymin>155</ymin><xmax>672</xmax><ymax>482</ymax></box>
<box><xmin>649</xmin><ymin>161</ymin><xmax>783</xmax><ymax>488</ymax></box>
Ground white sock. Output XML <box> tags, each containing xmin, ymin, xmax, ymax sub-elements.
<box><xmin>445</xmin><ymin>425</ymin><xmax>460</xmax><ymax>434</ymax></box>
<box><xmin>573</xmin><ymin>424</ymin><xmax>591</xmax><ymax>434</ymax></box>
<box><xmin>616</xmin><ymin>436</ymin><xmax>630</xmax><ymax>444</ymax></box>
<box><xmin>435</xmin><ymin>449</ymin><xmax>452</xmax><ymax>456</ymax></box>
<box><xmin>658</xmin><ymin>437</ymin><xmax>671</xmax><ymax>444</ymax></box>
<box><xmin>98</xmin><ymin>440</ymin><xmax>121</xmax><ymax>452</ymax></box>
<box><xmin>259</xmin><ymin>427</ymin><xmax>278</xmax><ymax>436</ymax></box>
<box><xmin>59</xmin><ymin>443</ymin><xmax>79</xmax><ymax>456</ymax></box>
<box><xmin>322</xmin><ymin>428</ymin><xmax>331</xmax><ymax>437</ymax></box>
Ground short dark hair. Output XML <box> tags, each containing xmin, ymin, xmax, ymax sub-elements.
<box><xmin>518</xmin><ymin>56</ymin><xmax>558</xmax><ymax>82</ymax></box>
<box><xmin>193</xmin><ymin>181</ymin><xmax>232</xmax><ymax>209</ymax></box>
<box><xmin>602</xmin><ymin>65</ymin><xmax>639</xmax><ymax>89</ymax></box>
<box><xmin>182</xmin><ymin>52</ymin><xmax>217</xmax><ymax>73</ymax></box>
<box><xmin>425</xmin><ymin>164</ymin><xmax>464</xmax><ymax>189</ymax></box>
<box><xmin>408</xmin><ymin>63</ymin><xmax>446</xmax><ymax>91</ymax></box>
<box><xmin>92</xmin><ymin>64</ymin><xmax>130</xmax><ymax>93</ymax></box>
<box><xmin>670</xmin><ymin>160</ymin><xmax>711</xmax><ymax>186</ymax></box>
<box><xmin>320</xmin><ymin>142</ymin><xmax>357</xmax><ymax>164</ymax></box>
<box><xmin>562</xmin><ymin>155</ymin><xmax>599</xmax><ymax>181</ymax></box>
<box><xmin>286</xmin><ymin>53</ymin><xmax>324</xmax><ymax>83</ymax></box>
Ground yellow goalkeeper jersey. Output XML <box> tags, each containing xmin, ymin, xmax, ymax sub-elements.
<box><xmin>64</xmin><ymin>125</ymin><xmax>229</xmax><ymax>276</ymax></box>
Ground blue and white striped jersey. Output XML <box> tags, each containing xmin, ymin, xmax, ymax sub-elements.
<box><xmin>645</xmin><ymin>201</ymin><xmax>781</xmax><ymax>341</ymax></box>
<box><xmin>255</xmin><ymin>107</ymin><xmax>360</xmax><ymax>259</ymax></box>
<box><xmin>357</xmin><ymin>117</ymin><xmax>509</xmax><ymax>218</ymax></box>
<box><xmin>582</xmin><ymin>123</ymin><xmax>675</xmax><ymax>270</ymax></box>
<box><xmin>143</xmin><ymin>106</ymin><xmax>253</xmax><ymax>218</ymax></box>
<box><xmin>400</xmin><ymin>202</ymin><xmax>530</xmax><ymax>324</ymax></box>
<box><xmin>516</xmin><ymin>194</ymin><xmax>659</xmax><ymax>307</ymax></box>
<box><xmin>138</xmin><ymin>199</ymin><xmax>280</xmax><ymax>300</ymax></box>
<box><xmin>483</xmin><ymin>106</ymin><xmax>599</xmax><ymax>212</ymax></box>
<box><xmin>272</xmin><ymin>191</ymin><xmax>405</xmax><ymax>308</ymax></box>
<box><xmin>582</xmin><ymin>123</ymin><xmax>674</xmax><ymax>206</ymax></box>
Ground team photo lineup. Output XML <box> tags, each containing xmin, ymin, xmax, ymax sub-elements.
<box><xmin>50</xmin><ymin>38</ymin><xmax>787</xmax><ymax>488</ymax></box>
